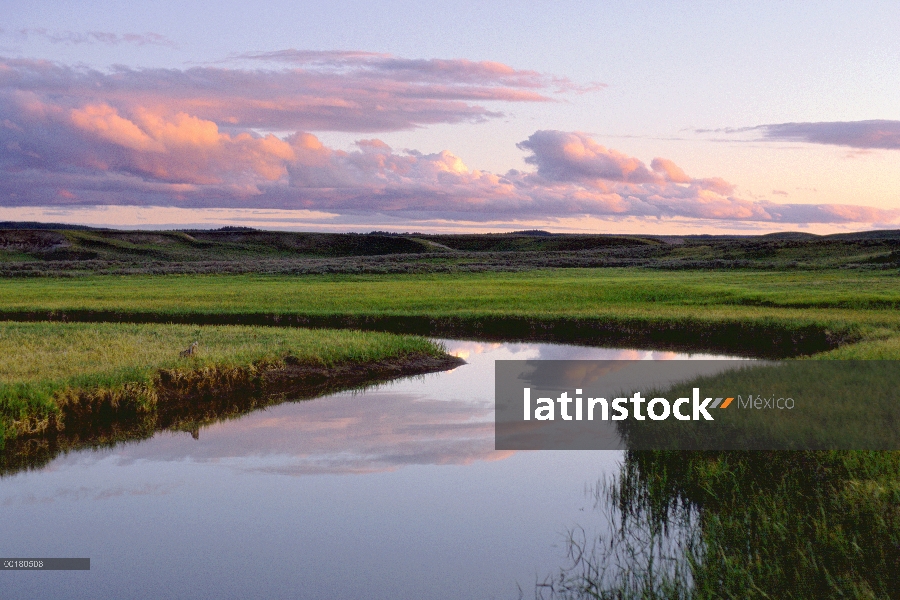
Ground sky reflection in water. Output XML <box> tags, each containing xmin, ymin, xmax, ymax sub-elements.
<box><xmin>0</xmin><ymin>340</ymin><xmax>734</xmax><ymax>600</ymax></box>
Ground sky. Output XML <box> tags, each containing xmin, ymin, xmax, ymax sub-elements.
<box><xmin>1</xmin><ymin>1</ymin><xmax>899</xmax><ymax>234</ymax></box>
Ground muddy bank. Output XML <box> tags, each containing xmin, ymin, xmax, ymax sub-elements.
<box><xmin>0</xmin><ymin>352</ymin><xmax>464</xmax><ymax>477</ymax></box>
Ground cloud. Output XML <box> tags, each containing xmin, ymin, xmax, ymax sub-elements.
<box><xmin>0</xmin><ymin>54</ymin><xmax>559</xmax><ymax>136</ymax></box>
<box><xmin>517</xmin><ymin>130</ymin><xmax>661</xmax><ymax>184</ymax></box>
<box><xmin>3</xmin><ymin>119</ymin><xmax>894</xmax><ymax>226</ymax></box>
<box><xmin>237</xmin><ymin>49</ymin><xmax>605</xmax><ymax>94</ymax></box>
<box><xmin>0</xmin><ymin>52</ymin><xmax>894</xmax><ymax>228</ymax></box>
<box><xmin>11</xmin><ymin>28</ymin><xmax>177</xmax><ymax>48</ymax></box>
<box><xmin>717</xmin><ymin>120</ymin><xmax>900</xmax><ymax>150</ymax></box>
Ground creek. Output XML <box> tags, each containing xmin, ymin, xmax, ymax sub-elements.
<box><xmin>0</xmin><ymin>339</ymin><xmax>737</xmax><ymax>599</ymax></box>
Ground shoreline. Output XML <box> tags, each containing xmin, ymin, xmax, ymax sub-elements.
<box><xmin>0</xmin><ymin>309</ymin><xmax>853</xmax><ymax>358</ymax></box>
<box><xmin>1</xmin><ymin>351</ymin><xmax>464</xmax><ymax>476</ymax></box>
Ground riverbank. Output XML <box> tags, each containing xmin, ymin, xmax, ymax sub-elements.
<box><xmin>0</xmin><ymin>322</ymin><xmax>461</xmax><ymax>470</ymax></box>
<box><xmin>0</xmin><ymin>269</ymin><xmax>899</xmax><ymax>357</ymax></box>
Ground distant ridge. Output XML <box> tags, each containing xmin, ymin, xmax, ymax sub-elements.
<box><xmin>760</xmin><ymin>231</ymin><xmax>820</xmax><ymax>240</ymax></box>
<box><xmin>825</xmin><ymin>229</ymin><xmax>900</xmax><ymax>240</ymax></box>
<box><xmin>509</xmin><ymin>229</ymin><xmax>554</xmax><ymax>236</ymax></box>
<box><xmin>1</xmin><ymin>224</ymin><xmax>899</xmax><ymax>277</ymax></box>
<box><xmin>180</xmin><ymin>226</ymin><xmax>258</xmax><ymax>233</ymax></box>
<box><xmin>0</xmin><ymin>221</ymin><xmax>97</xmax><ymax>231</ymax></box>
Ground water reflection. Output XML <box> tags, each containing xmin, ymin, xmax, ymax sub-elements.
<box><xmin>42</xmin><ymin>340</ymin><xmax>737</xmax><ymax>476</ymax></box>
<box><xmin>0</xmin><ymin>340</ymin><xmax>738</xmax><ymax>600</ymax></box>
<box><xmin>447</xmin><ymin>340</ymin><xmax>737</xmax><ymax>362</ymax></box>
<box><xmin>109</xmin><ymin>393</ymin><xmax>507</xmax><ymax>476</ymax></box>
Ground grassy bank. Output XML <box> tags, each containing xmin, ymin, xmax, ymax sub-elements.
<box><xmin>545</xmin><ymin>450</ymin><xmax>900</xmax><ymax>599</ymax></box>
<box><xmin>1</xmin><ymin>269</ymin><xmax>899</xmax><ymax>356</ymax></box>
<box><xmin>515</xmin><ymin>357</ymin><xmax>900</xmax><ymax>596</ymax></box>
<box><xmin>0</xmin><ymin>321</ymin><xmax>454</xmax><ymax>458</ymax></box>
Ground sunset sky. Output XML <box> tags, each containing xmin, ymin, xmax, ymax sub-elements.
<box><xmin>2</xmin><ymin>1</ymin><xmax>899</xmax><ymax>234</ymax></box>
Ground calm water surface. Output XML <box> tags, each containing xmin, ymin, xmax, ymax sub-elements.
<box><xmin>1</xmin><ymin>340</ymin><xmax>735</xmax><ymax>599</ymax></box>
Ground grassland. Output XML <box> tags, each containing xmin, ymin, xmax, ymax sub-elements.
<box><xmin>5</xmin><ymin>268</ymin><xmax>900</xmax><ymax>314</ymax></box>
<box><xmin>1</xmin><ymin>268</ymin><xmax>899</xmax><ymax>356</ymax></box>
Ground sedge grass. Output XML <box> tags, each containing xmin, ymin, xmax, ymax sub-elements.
<box><xmin>2</xmin><ymin>270</ymin><xmax>900</xmax><ymax>316</ymax></box>
<box><xmin>2</xmin><ymin>270</ymin><xmax>900</xmax><ymax>355</ymax></box>
<box><xmin>545</xmin><ymin>450</ymin><xmax>900</xmax><ymax>599</ymax></box>
<box><xmin>0</xmin><ymin>321</ymin><xmax>444</xmax><ymax>447</ymax></box>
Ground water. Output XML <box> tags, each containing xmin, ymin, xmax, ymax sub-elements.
<box><xmin>0</xmin><ymin>340</ymin><xmax>735</xmax><ymax>599</ymax></box>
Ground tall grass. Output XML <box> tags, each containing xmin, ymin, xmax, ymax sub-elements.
<box><xmin>2</xmin><ymin>270</ymin><xmax>900</xmax><ymax>357</ymax></box>
<box><xmin>2</xmin><ymin>270</ymin><xmax>900</xmax><ymax>317</ymax></box>
<box><xmin>543</xmin><ymin>450</ymin><xmax>900</xmax><ymax>599</ymax></box>
<box><xmin>0</xmin><ymin>321</ymin><xmax>444</xmax><ymax>448</ymax></box>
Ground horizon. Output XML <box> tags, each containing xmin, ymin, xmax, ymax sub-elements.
<box><xmin>2</xmin><ymin>218</ymin><xmax>897</xmax><ymax>239</ymax></box>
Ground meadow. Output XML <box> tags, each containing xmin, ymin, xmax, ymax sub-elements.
<box><xmin>2</xmin><ymin>228</ymin><xmax>900</xmax><ymax>597</ymax></box>
<box><xmin>2</xmin><ymin>268</ymin><xmax>900</xmax><ymax>357</ymax></box>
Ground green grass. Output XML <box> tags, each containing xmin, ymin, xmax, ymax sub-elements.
<box><xmin>547</xmin><ymin>449</ymin><xmax>900</xmax><ymax>599</ymax></box>
<box><xmin>2</xmin><ymin>269</ymin><xmax>898</xmax><ymax>445</ymax></box>
<box><xmin>1</xmin><ymin>269</ymin><xmax>899</xmax><ymax>355</ymax></box>
<box><xmin>0</xmin><ymin>321</ymin><xmax>443</xmax><ymax>448</ymax></box>
<box><xmin>3</xmin><ymin>268</ymin><xmax>899</xmax><ymax>315</ymax></box>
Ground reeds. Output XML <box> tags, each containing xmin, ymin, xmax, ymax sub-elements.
<box><xmin>541</xmin><ymin>450</ymin><xmax>900</xmax><ymax>598</ymax></box>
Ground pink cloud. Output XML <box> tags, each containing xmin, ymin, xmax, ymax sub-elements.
<box><xmin>518</xmin><ymin>130</ymin><xmax>662</xmax><ymax>184</ymax></box>
<box><xmin>9</xmin><ymin>96</ymin><xmax>296</xmax><ymax>189</ymax></box>
<box><xmin>0</xmin><ymin>54</ymin><xmax>559</xmax><ymax>135</ymax></box>
<box><xmin>2</xmin><ymin>119</ymin><xmax>897</xmax><ymax>226</ymax></box>
<box><xmin>650</xmin><ymin>157</ymin><xmax>691</xmax><ymax>183</ymax></box>
<box><xmin>0</xmin><ymin>52</ymin><xmax>895</xmax><ymax>227</ymax></box>
<box><xmin>711</xmin><ymin>120</ymin><xmax>900</xmax><ymax>150</ymax></box>
<box><xmin>237</xmin><ymin>49</ymin><xmax>603</xmax><ymax>94</ymax></box>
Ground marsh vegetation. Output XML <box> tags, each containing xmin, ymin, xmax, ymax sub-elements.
<box><xmin>0</xmin><ymin>322</ymin><xmax>457</xmax><ymax>474</ymax></box>
<box><xmin>2</xmin><ymin>267</ymin><xmax>900</xmax><ymax>357</ymax></box>
<box><xmin>542</xmin><ymin>449</ymin><xmax>900</xmax><ymax>599</ymax></box>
